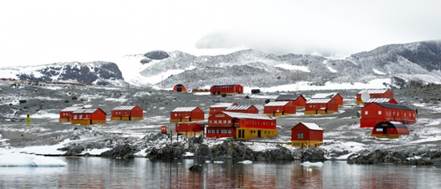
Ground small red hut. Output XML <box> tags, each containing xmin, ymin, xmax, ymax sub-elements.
<box><xmin>111</xmin><ymin>105</ymin><xmax>144</xmax><ymax>121</ymax></box>
<box><xmin>59</xmin><ymin>106</ymin><xmax>81</xmax><ymax>123</ymax></box>
<box><xmin>305</xmin><ymin>98</ymin><xmax>339</xmax><ymax>115</ymax></box>
<box><xmin>371</xmin><ymin>121</ymin><xmax>409</xmax><ymax>138</ymax></box>
<box><xmin>210</xmin><ymin>84</ymin><xmax>243</xmax><ymax>95</ymax></box>
<box><xmin>276</xmin><ymin>94</ymin><xmax>307</xmax><ymax>108</ymax></box>
<box><xmin>224</xmin><ymin>105</ymin><xmax>258</xmax><ymax>114</ymax></box>
<box><xmin>360</xmin><ymin>103</ymin><xmax>417</xmax><ymax>128</ymax></box>
<box><xmin>356</xmin><ymin>89</ymin><xmax>394</xmax><ymax>105</ymax></box>
<box><xmin>264</xmin><ymin>101</ymin><xmax>296</xmax><ymax>116</ymax></box>
<box><xmin>175</xmin><ymin>122</ymin><xmax>204</xmax><ymax>137</ymax></box>
<box><xmin>71</xmin><ymin>108</ymin><xmax>107</xmax><ymax>125</ymax></box>
<box><xmin>291</xmin><ymin>122</ymin><xmax>323</xmax><ymax>147</ymax></box>
<box><xmin>173</xmin><ymin>84</ymin><xmax>187</xmax><ymax>93</ymax></box>
<box><xmin>206</xmin><ymin>111</ymin><xmax>276</xmax><ymax>140</ymax></box>
<box><xmin>208</xmin><ymin>102</ymin><xmax>238</xmax><ymax>117</ymax></box>
<box><xmin>311</xmin><ymin>92</ymin><xmax>343</xmax><ymax>106</ymax></box>
<box><xmin>170</xmin><ymin>106</ymin><xmax>204</xmax><ymax>123</ymax></box>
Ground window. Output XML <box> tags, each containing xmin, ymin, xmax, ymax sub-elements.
<box><xmin>378</xmin><ymin>111</ymin><xmax>382</xmax><ymax>115</ymax></box>
<box><xmin>364</xmin><ymin>111</ymin><xmax>368</xmax><ymax>115</ymax></box>
<box><xmin>297</xmin><ymin>133</ymin><xmax>304</xmax><ymax>139</ymax></box>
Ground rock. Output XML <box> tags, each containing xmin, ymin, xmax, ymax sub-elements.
<box><xmin>147</xmin><ymin>143</ymin><xmax>185</xmax><ymax>160</ymax></box>
<box><xmin>195</xmin><ymin>144</ymin><xmax>210</xmax><ymax>158</ymax></box>
<box><xmin>140</xmin><ymin>58</ymin><xmax>152</xmax><ymax>64</ymax></box>
<box><xmin>255</xmin><ymin>146</ymin><xmax>294</xmax><ymax>161</ymax></box>
<box><xmin>189</xmin><ymin>164</ymin><xmax>203</xmax><ymax>172</ymax></box>
<box><xmin>58</xmin><ymin>144</ymin><xmax>85</xmax><ymax>156</ymax></box>
<box><xmin>301</xmin><ymin>148</ymin><xmax>326</xmax><ymax>162</ymax></box>
<box><xmin>210</xmin><ymin>141</ymin><xmax>254</xmax><ymax>161</ymax></box>
<box><xmin>101</xmin><ymin>144</ymin><xmax>136</xmax><ymax>159</ymax></box>
<box><xmin>144</xmin><ymin>50</ymin><xmax>170</xmax><ymax>60</ymax></box>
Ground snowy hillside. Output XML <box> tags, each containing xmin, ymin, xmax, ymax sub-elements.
<box><xmin>0</xmin><ymin>61</ymin><xmax>126</xmax><ymax>86</ymax></box>
<box><xmin>122</xmin><ymin>41</ymin><xmax>441</xmax><ymax>90</ymax></box>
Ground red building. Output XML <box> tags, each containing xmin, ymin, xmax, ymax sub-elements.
<box><xmin>360</xmin><ymin>103</ymin><xmax>417</xmax><ymax>128</ymax></box>
<box><xmin>224</xmin><ymin>105</ymin><xmax>258</xmax><ymax>114</ymax></box>
<box><xmin>173</xmin><ymin>84</ymin><xmax>187</xmax><ymax>93</ymax></box>
<box><xmin>59</xmin><ymin>106</ymin><xmax>81</xmax><ymax>123</ymax></box>
<box><xmin>356</xmin><ymin>89</ymin><xmax>394</xmax><ymax>105</ymax></box>
<box><xmin>175</xmin><ymin>122</ymin><xmax>204</xmax><ymax>137</ymax></box>
<box><xmin>264</xmin><ymin>101</ymin><xmax>296</xmax><ymax>116</ymax></box>
<box><xmin>364</xmin><ymin>98</ymin><xmax>398</xmax><ymax>105</ymax></box>
<box><xmin>206</xmin><ymin>111</ymin><xmax>277</xmax><ymax>140</ymax></box>
<box><xmin>291</xmin><ymin>122</ymin><xmax>323</xmax><ymax>147</ymax></box>
<box><xmin>371</xmin><ymin>121</ymin><xmax>409</xmax><ymax>138</ymax></box>
<box><xmin>208</xmin><ymin>102</ymin><xmax>238</xmax><ymax>117</ymax></box>
<box><xmin>311</xmin><ymin>92</ymin><xmax>343</xmax><ymax>106</ymax></box>
<box><xmin>71</xmin><ymin>108</ymin><xmax>107</xmax><ymax>125</ymax></box>
<box><xmin>276</xmin><ymin>94</ymin><xmax>307</xmax><ymax>108</ymax></box>
<box><xmin>111</xmin><ymin>105</ymin><xmax>144</xmax><ymax>121</ymax></box>
<box><xmin>210</xmin><ymin>84</ymin><xmax>243</xmax><ymax>95</ymax></box>
<box><xmin>305</xmin><ymin>98</ymin><xmax>339</xmax><ymax>115</ymax></box>
<box><xmin>170</xmin><ymin>106</ymin><xmax>204</xmax><ymax>123</ymax></box>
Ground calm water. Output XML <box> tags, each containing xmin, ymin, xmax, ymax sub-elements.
<box><xmin>0</xmin><ymin>157</ymin><xmax>440</xmax><ymax>189</ymax></box>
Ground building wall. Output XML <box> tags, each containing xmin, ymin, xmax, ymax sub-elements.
<box><xmin>210</xmin><ymin>85</ymin><xmax>243</xmax><ymax>95</ymax></box>
<box><xmin>170</xmin><ymin>108</ymin><xmax>204</xmax><ymax>123</ymax></box>
<box><xmin>360</xmin><ymin>104</ymin><xmax>416</xmax><ymax>128</ymax></box>
<box><xmin>263</xmin><ymin>103</ymin><xmax>296</xmax><ymax>116</ymax></box>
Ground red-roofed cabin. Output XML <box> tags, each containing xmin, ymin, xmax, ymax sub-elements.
<box><xmin>356</xmin><ymin>89</ymin><xmax>394</xmax><ymax>105</ymax></box>
<box><xmin>71</xmin><ymin>108</ymin><xmax>107</xmax><ymax>125</ymax></box>
<box><xmin>360</xmin><ymin>103</ymin><xmax>417</xmax><ymax>128</ymax></box>
<box><xmin>276</xmin><ymin>95</ymin><xmax>307</xmax><ymax>108</ymax></box>
<box><xmin>208</xmin><ymin>102</ymin><xmax>238</xmax><ymax>117</ymax></box>
<box><xmin>207</xmin><ymin>111</ymin><xmax>277</xmax><ymax>140</ymax></box>
<box><xmin>264</xmin><ymin>101</ymin><xmax>296</xmax><ymax>116</ymax></box>
<box><xmin>224</xmin><ymin>105</ymin><xmax>258</xmax><ymax>114</ymax></box>
<box><xmin>111</xmin><ymin>105</ymin><xmax>144</xmax><ymax>121</ymax></box>
<box><xmin>210</xmin><ymin>84</ymin><xmax>243</xmax><ymax>95</ymax></box>
<box><xmin>59</xmin><ymin>107</ymin><xmax>81</xmax><ymax>123</ymax></box>
<box><xmin>305</xmin><ymin>98</ymin><xmax>339</xmax><ymax>115</ymax></box>
<box><xmin>173</xmin><ymin>84</ymin><xmax>187</xmax><ymax>93</ymax></box>
<box><xmin>310</xmin><ymin>93</ymin><xmax>343</xmax><ymax>106</ymax></box>
<box><xmin>291</xmin><ymin>122</ymin><xmax>323</xmax><ymax>148</ymax></box>
<box><xmin>175</xmin><ymin>122</ymin><xmax>204</xmax><ymax>137</ymax></box>
<box><xmin>371</xmin><ymin>121</ymin><xmax>409</xmax><ymax>138</ymax></box>
<box><xmin>170</xmin><ymin>107</ymin><xmax>204</xmax><ymax>123</ymax></box>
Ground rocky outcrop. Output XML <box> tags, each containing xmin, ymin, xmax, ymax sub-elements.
<box><xmin>144</xmin><ymin>50</ymin><xmax>170</xmax><ymax>60</ymax></box>
<box><xmin>101</xmin><ymin>144</ymin><xmax>137</xmax><ymax>159</ymax></box>
<box><xmin>146</xmin><ymin>143</ymin><xmax>186</xmax><ymax>160</ymax></box>
<box><xmin>347</xmin><ymin>148</ymin><xmax>441</xmax><ymax>165</ymax></box>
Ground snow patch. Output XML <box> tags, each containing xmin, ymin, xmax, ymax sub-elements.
<box><xmin>275</xmin><ymin>64</ymin><xmax>310</xmax><ymax>72</ymax></box>
<box><xmin>0</xmin><ymin>149</ymin><xmax>66</xmax><ymax>167</ymax></box>
<box><xmin>372</xmin><ymin>68</ymin><xmax>386</xmax><ymax>75</ymax></box>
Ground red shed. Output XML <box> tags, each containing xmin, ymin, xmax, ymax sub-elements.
<box><xmin>276</xmin><ymin>94</ymin><xmax>307</xmax><ymax>108</ymax></box>
<box><xmin>210</xmin><ymin>84</ymin><xmax>243</xmax><ymax>95</ymax></box>
<box><xmin>291</xmin><ymin>122</ymin><xmax>323</xmax><ymax>147</ymax></box>
<box><xmin>71</xmin><ymin>108</ymin><xmax>107</xmax><ymax>125</ymax></box>
<box><xmin>59</xmin><ymin>106</ymin><xmax>81</xmax><ymax>123</ymax></box>
<box><xmin>173</xmin><ymin>84</ymin><xmax>187</xmax><ymax>93</ymax></box>
<box><xmin>305</xmin><ymin>98</ymin><xmax>339</xmax><ymax>115</ymax></box>
<box><xmin>207</xmin><ymin>111</ymin><xmax>277</xmax><ymax>140</ymax></box>
<box><xmin>264</xmin><ymin>101</ymin><xmax>296</xmax><ymax>116</ymax></box>
<box><xmin>311</xmin><ymin>92</ymin><xmax>343</xmax><ymax>107</ymax></box>
<box><xmin>360</xmin><ymin>103</ymin><xmax>417</xmax><ymax>128</ymax></box>
<box><xmin>175</xmin><ymin>122</ymin><xmax>204</xmax><ymax>137</ymax></box>
<box><xmin>356</xmin><ymin>89</ymin><xmax>394</xmax><ymax>105</ymax></box>
<box><xmin>371</xmin><ymin>121</ymin><xmax>409</xmax><ymax>138</ymax></box>
<box><xmin>170</xmin><ymin>106</ymin><xmax>204</xmax><ymax>123</ymax></box>
<box><xmin>111</xmin><ymin>105</ymin><xmax>144</xmax><ymax>121</ymax></box>
<box><xmin>224</xmin><ymin>105</ymin><xmax>258</xmax><ymax>114</ymax></box>
<box><xmin>208</xmin><ymin>102</ymin><xmax>238</xmax><ymax>117</ymax></box>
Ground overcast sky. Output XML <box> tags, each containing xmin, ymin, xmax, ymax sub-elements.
<box><xmin>1</xmin><ymin>0</ymin><xmax>441</xmax><ymax>67</ymax></box>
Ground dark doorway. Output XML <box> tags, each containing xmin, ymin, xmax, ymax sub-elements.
<box><xmin>257</xmin><ymin>130</ymin><xmax>261</xmax><ymax>138</ymax></box>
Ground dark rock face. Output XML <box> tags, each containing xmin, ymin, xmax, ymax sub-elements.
<box><xmin>189</xmin><ymin>164</ymin><xmax>203</xmax><ymax>172</ymax></box>
<box><xmin>16</xmin><ymin>62</ymin><xmax>124</xmax><ymax>85</ymax></box>
<box><xmin>144</xmin><ymin>50</ymin><xmax>170</xmax><ymax>60</ymax></box>
<box><xmin>347</xmin><ymin>148</ymin><xmax>441</xmax><ymax>165</ymax></box>
<box><xmin>58</xmin><ymin>144</ymin><xmax>85</xmax><ymax>156</ymax></box>
<box><xmin>101</xmin><ymin>144</ymin><xmax>137</xmax><ymax>159</ymax></box>
<box><xmin>140</xmin><ymin>58</ymin><xmax>152</xmax><ymax>64</ymax></box>
<box><xmin>147</xmin><ymin>143</ymin><xmax>186</xmax><ymax>160</ymax></box>
<box><xmin>210</xmin><ymin>142</ymin><xmax>255</xmax><ymax>161</ymax></box>
<box><xmin>300</xmin><ymin>148</ymin><xmax>326</xmax><ymax>162</ymax></box>
<box><xmin>254</xmin><ymin>146</ymin><xmax>294</xmax><ymax>161</ymax></box>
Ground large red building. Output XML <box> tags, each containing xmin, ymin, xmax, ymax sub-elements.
<box><xmin>111</xmin><ymin>105</ymin><xmax>144</xmax><ymax>121</ymax></box>
<box><xmin>71</xmin><ymin>108</ymin><xmax>107</xmax><ymax>125</ymax></box>
<box><xmin>210</xmin><ymin>84</ymin><xmax>243</xmax><ymax>95</ymax></box>
<box><xmin>291</xmin><ymin>122</ymin><xmax>323</xmax><ymax>147</ymax></box>
<box><xmin>208</xmin><ymin>102</ymin><xmax>238</xmax><ymax>117</ymax></box>
<box><xmin>175</xmin><ymin>122</ymin><xmax>204</xmax><ymax>137</ymax></box>
<box><xmin>360</xmin><ymin>103</ymin><xmax>417</xmax><ymax>128</ymax></box>
<box><xmin>206</xmin><ymin>111</ymin><xmax>277</xmax><ymax>140</ymax></box>
<box><xmin>275</xmin><ymin>94</ymin><xmax>307</xmax><ymax>108</ymax></box>
<box><xmin>356</xmin><ymin>89</ymin><xmax>394</xmax><ymax>105</ymax></box>
<box><xmin>263</xmin><ymin>101</ymin><xmax>296</xmax><ymax>116</ymax></box>
<box><xmin>59</xmin><ymin>106</ymin><xmax>81</xmax><ymax>123</ymax></box>
<box><xmin>170</xmin><ymin>106</ymin><xmax>204</xmax><ymax>123</ymax></box>
<box><xmin>305</xmin><ymin>98</ymin><xmax>339</xmax><ymax>115</ymax></box>
<box><xmin>311</xmin><ymin>92</ymin><xmax>343</xmax><ymax>106</ymax></box>
<box><xmin>371</xmin><ymin>121</ymin><xmax>409</xmax><ymax>138</ymax></box>
<box><xmin>224</xmin><ymin>105</ymin><xmax>258</xmax><ymax>114</ymax></box>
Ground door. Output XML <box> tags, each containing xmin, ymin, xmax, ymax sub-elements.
<box><xmin>238</xmin><ymin>129</ymin><xmax>245</xmax><ymax>139</ymax></box>
<box><xmin>257</xmin><ymin>130</ymin><xmax>261</xmax><ymax>138</ymax></box>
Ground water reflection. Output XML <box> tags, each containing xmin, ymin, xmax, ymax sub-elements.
<box><xmin>0</xmin><ymin>158</ymin><xmax>440</xmax><ymax>189</ymax></box>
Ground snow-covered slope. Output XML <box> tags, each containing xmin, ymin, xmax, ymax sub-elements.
<box><xmin>123</xmin><ymin>41</ymin><xmax>441</xmax><ymax>90</ymax></box>
<box><xmin>0</xmin><ymin>61</ymin><xmax>125</xmax><ymax>86</ymax></box>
